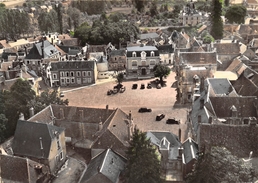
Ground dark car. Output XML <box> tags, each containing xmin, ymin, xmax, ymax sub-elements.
<box><xmin>156</xmin><ymin>114</ymin><xmax>165</xmax><ymax>121</ymax></box>
<box><xmin>138</xmin><ymin>107</ymin><xmax>152</xmax><ymax>113</ymax></box>
<box><xmin>166</xmin><ymin>118</ymin><xmax>180</xmax><ymax>124</ymax></box>
<box><xmin>132</xmin><ymin>83</ymin><xmax>138</xmax><ymax>89</ymax></box>
<box><xmin>107</xmin><ymin>90</ymin><xmax>113</xmax><ymax>95</ymax></box>
<box><xmin>140</xmin><ymin>83</ymin><xmax>145</xmax><ymax>89</ymax></box>
<box><xmin>156</xmin><ymin>84</ymin><xmax>161</xmax><ymax>89</ymax></box>
<box><xmin>147</xmin><ymin>83</ymin><xmax>152</xmax><ymax>89</ymax></box>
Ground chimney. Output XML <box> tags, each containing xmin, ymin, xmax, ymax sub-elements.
<box><xmin>59</xmin><ymin>108</ymin><xmax>64</xmax><ymax>119</ymax></box>
<box><xmin>41</xmin><ymin>39</ymin><xmax>44</xmax><ymax>59</ymax></box>
<box><xmin>198</xmin><ymin>115</ymin><xmax>201</xmax><ymax>123</ymax></box>
<box><xmin>99</xmin><ymin>121</ymin><xmax>103</xmax><ymax>131</ymax></box>
<box><xmin>51</xmin><ymin>38</ymin><xmax>53</xmax><ymax>45</ymax></box>
<box><xmin>79</xmin><ymin>110</ymin><xmax>83</xmax><ymax>121</ymax></box>
<box><xmin>29</xmin><ymin>107</ymin><xmax>34</xmax><ymax>118</ymax></box>
<box><xmin>19</xmin><ymin>113</ymin><xmax>25</xmax><ymax>120</ymax></box>
<box><xmin>24</xmin><ymin>46</ymin><xmax>27</xmax><ymax>56</ymax></box>
<box><xmin>200</xmin><ymin>99</ymin><xmax>204</xmax><ymax>109</ymax></box>
<box><xmin>208</xmin><ymin>116</ymin><xmax>212</xmax><ymax>124</ymax></box>
<box><xmin>178</xmin><ymin>128</ymin><xmax>181</xmax><ymax>142</ymax></box>
<box><xmin>177</xmin><ymin>147</ymin><xmax>183</xmax><ymax>160</ymax></box>
<box><xmin>39</xmin><ymin>137</ymin><xmax>43</xmax><ymax>150</ymax></box>
<box><xmin>128</xmin><ymin>111</ymin><xmax>132</xmax><ymax>121</ymax></box>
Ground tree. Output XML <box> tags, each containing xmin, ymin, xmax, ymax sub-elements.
<box><xmin>125</xmin><ymin>127</ymin><xmax>163</xmax><ymax>183</ymax></box>
<box><xmin>153</xmin><ymin>64</ymin><xmax>171</xmax><ymax>85</ymax></box>
<box><xmin>67</xmin><ymin>7</ymin><xmax>81</xmax><ymax>30</ymax></box>
<box><xmin>28</xmin><ymin>89</ymin><xmax>69</xmax><ymax>114</ymax></box>
<box><xmin>37</xmin><ymin>10</ymin><xmax>58</xmax><ymax>33</ymax></box>
<box><xmin>225</xmin><ymin>5</ymin><xmax>247</xmax><ymax>24</ymax></box>
<box><xmin>149</xmin><ymin>1</ymin><xmax>158</xmax><ymax>17</ymax></box>
<box><xmin>133</xmin><ymin>0</ymin><xmax>145</xmax><ymax>13</ymax></box>
<box><xmin>54</xmin><ymin>3</ymin><xmax>63</xmax><ymax>34</ymax></box>
<box><xmin>186</xmin><ymin>146</ymin><xmax>254</xmax><ymax>183</ymax></box>
<box><xmin>210</xmin><ymin>0</ymin><xmax>223</xmax><ymax>40</ymax></box>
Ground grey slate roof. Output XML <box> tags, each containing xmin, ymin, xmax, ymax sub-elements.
<box><xmin>139</xmin><ymin>32</ymin><xmax>159</xmax><ymax>40</ymax></box>
<box><xmin>25</xmin><ymin>40</ymin><xmax>59</xmax><ymax>59</ymax></box>
<box><xmin>207</xmin><ymin>78</ymin><xmax>236</xmax><ymax>95</ymax></box>
<box><xmin>127</xmin><ymin>45</ymin><xmax>158</xmax><ymax>52</ymax></box>
<box><xmin>182</xmin><ymin>138</ymin><xmax>198</xmax><ymax>164</ymax></box>
<box><xmin>81</xmin><ymin>149</ymin><xmax>126</xmax><ymax>183</ymax></box>
<box><xmin>109</xmin><ymin>49</ymin><xmax>126</xmax><ymax>56</ymax></box>
<box><xmin>12</xmin><ymin>120</ymin><xmax>65</xmax><ymax>159</ymax></box>
<box><xmin>157</xmin><ymin>44</ymin><xmax>174</xmax><ymax>54</ymax></box>
<box><xmin>50</xmin><ymin>61</ymin><xmax>95</xmax><ymax>71</ymax></box>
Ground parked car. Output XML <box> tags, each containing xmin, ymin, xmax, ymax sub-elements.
<box><xmin>156</xmin><ymin>84</ymin><xmax>161</xmax><ymax>89</ymax></box>
<box><xmin>60</xmin><ymin>92</ymin><xmax>64</xmax><ymax>97</ymax></box>
<box><xmin>166</xmin><ymin>118</ymin><xmax>180</xmax><ymax>124</ymax></box>
<box><xmin>107</xmin><ymin>90</ymin><xmax>113</xmax><ymax>95</ymax></box>
<box><xmin>132</xmin><ymin>83</ymin><xmax>138</xmax><ymax>89</ymax></box>
<box><xmin>138</xmin><ymin>107</ymin><xmax>152</xmax><ymax>113</ymax></box>
<box><xmin>156</xmin><ymin>114</ymin><xmax>165</xmax><ymax>121</ymax></box>
<box><xmin>147</xmin><ymin>83</ymin><xmax>152</xmax><ymax>89</ymax></box>
<box><xmin>140</xmin><ymin>83</ymin><xmax>145</xmax><ymax>89</ymax></box>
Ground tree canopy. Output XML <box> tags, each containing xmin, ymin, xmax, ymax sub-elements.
<box><xmin>186</xmin><ymin>146</ymin><xmax>254</xmax><ymax>183</ymax></box>
<box><xmin>125</xmin><ymin>127</ymin><xmax>163</xmax><ymax>183</ymax></box>
<box><xmin>153</xmin><ymin>64</ymin><xmax>171</xmax><ymax>84</ymax></box>
<box><xmin>225</xmin><ymin>5</ymin><xmax>247</xmax><ymax>24</ymax></box>
<box><xmin>210</xmin><ymin>0</ymin><xmax>223</xmax><ymax>40</ymax></box>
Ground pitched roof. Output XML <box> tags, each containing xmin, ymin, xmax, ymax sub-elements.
<box><xmin>109</xmin><ymin>49</ymin><xmax>126</xmax><ymax>56</ymax></box>
<box><xmin>139</xmin><ymin>32</ymin><xmax>159</xmax><ymax>40</ymax></box>
<box><xmin>209</xmin><ymin>96</ymin><xmax>258</xmax><ymax>118</ymax></box>
<box><xmin>0</xmin><ymin>154</ymin><xmax>46</xmax><ymax>183</ymax></box>
<box><xmin>179</xmin><ymin>51</ymin><xmax>217</xmax><ymax>65</ymax></box>
<box><xmin>12</xmin><ymin>120</ymin><xmax>65</xmax><ymax>159</ymax></box>
<box><xmin>182</xmin><ymin>138</ymin><xmax>198</xmax><ymax>164</ymax></box>
<box><xmin>60</xmin><ymin>38</ymin><xmax>79</xmax><ymax>46</ymax></box>
<box><xmin>50</xmin><ymin>61</ymin><xmax>95</xmax><ymax>71</ymax></box>
<box><xmin>146</xmin><ymin>131</ymin><xmax>181</xmax><ymax>159</ymax></box>
<box><xmin>28</xmin><ymin>105</ymin><xmax>55</xmax><ymax>124</ymax></box>
<box><xmin>25</xmin><ymin>40</ymin><xmax>59</xmax><ymax>59</ymax></box>
<box><xmin>127</xmin><ymin>45</ymin><xmax>158</xmax><ymax>52</ymax></box>
<box><xmin>225</xmin><ymin>57</ymin><xmax>247</xmax><ymax>76</ymax></box>
<box><xmin>81</xmin><ymin>149</ymin><xmax>126</xmax><ymax>183</ymax></box>
<box><xmin>213</xmin><ymin>42</ymin><xmax>240</xmax><ymax>55</ymax></box>
<box><xmin>157</xmin><ymin>44</ymin><xmax>174</xmax><ymax>54</ymax></box>
<box><xmin>207</xmin><ymin>78</ymin><xmax>237</xmax><ymax>96</ymax></box>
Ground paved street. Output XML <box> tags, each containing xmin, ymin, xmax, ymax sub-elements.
<box><xmin>63</xmin><ymin>71</ymin><xmax>190</xmax><ymax>142</ymax></box>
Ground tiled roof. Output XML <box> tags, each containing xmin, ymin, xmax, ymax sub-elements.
<box><xmin>213</xmin><ymin>42</ymin><xmax>240</xmax><ymax>55</ymax></box>
<box><xmin>179</xmin><ymin>51</ymin><xmax>217</xmax><ymax>65</ymax></box>
<box><xmin>0</xmin><ymin>40</ymin><xmax>11</xmax><ymax>48</ymax></box>
<box><xmin>61</xmin><ymin>38</ymin><xmax>79</xmax><ymax>46</ymax></box>
<box><xmin>139</xmin><ymin>32</ymin><xmax>159</xmax><ymax>40</ymax></box>
<box><xmin>58</xmin><ymin>34</ymin><xmax>71</xmax><ymax>40</ymax></box>
<box><xmin>28</xmin><ymin>105</ymin><xmax>55</xmax><ymax>124</ymax></box>
<box><xmin>87</xmin><ymin>45</ymin><xmax>107</xmax><ymax>53</ymax></box>
<box><xmin>0</xmin><ymin>62</ymin><xmax>13</xmax><ymax>71</ymax></box>
<box><xmin>0</xmin><ymin>154</ymin><xmax>46</xmax><ymax>183</ymax></box>
<box><xmin>157</xmin><ymin>44</ymin><xmax>174</xmax><ymax>54</ymax></box>
<box><xmin>12</xmin><ymin>120</ymin><xmax>65</xmax><ymax>159</ymax></box>
<box><xmin>209</xmin><ymin>96</ymin><xmax>257</xmax><ymax>118</ymax></box>
<box><xmin>109</xmin><ymin>49</ymin><xmax>126</xmax><ymax>56</ymax></box>
<box><xmin>80</xmin><ymin>149</ymin><xmax>126</xmax><ymax>183</ymax></box>
<box><xmin>225</xmin><ymin>58</ymin><xmax>247</xmax><ymax>76</ymax></box>
<box><xmin>182</xmin><ymin>138</ymin><xmax>198</xmax><ymax>164</ymax></box>
<box><xmin>50</xmin><ymin>61</ymin><xmax>95</xmax><ymax>71</ymax></box>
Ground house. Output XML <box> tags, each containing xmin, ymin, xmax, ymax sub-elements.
<box><xmin>0</xmin><ymin>154</ymin><xmax>49</xmax><ymax>182</ymax></box>
<box><xmin>28</xmin><ymin>104</ymin><xmax>133</xmax><ymax>157</ymax></box>
<box><xmin>86</xmin><ymin>45</ymin><xmax>108</xmax><ymax>60</ymax></box>
<box><xmin>12</xmin><ymin>120</ymin><xmax>66</xmax><ymax>175</ymax></box>
<box><xmin>146</xmin><ymin>131</ymin><xmax>183</xmax><ymax>182</ymax></box>
<box><xmin>174</xmin><ymin>51</ymin><xmax>218</xmax><ymax>104</ymax></box>
<box><xmin>126</xmin><ymin>45</ymin><xmax>160</xmax><ymax>79</ymax></box>
<box><xmin>79</xmin><ymin>148</ymin><xmax>126</xmax><ymax>183</ymax></box>
<box><xmin>181</xmin><ymin>137</ymin><xmax>198</xmax><ymax>178</ymax></box>
<box><xmin>189</xmin><ymin>77</ymin><xmax>257</xmax><ymax>142</ymax></box>
<box><xmin>44</xmin><ymin>60</ymin><xmax>97</xmax><ymax>87</ymax></box>
<box><xmin>213</xmin><ymin>42</ymin><xmax>241</xmax><ymax>70</ymax></box>
<box><xmin>157</xmin><ymin>44</ymin><xmax>174</xmax><ymax>65</ymax></box>
<box><xmin>178</xmin><ymin>1</ymin><xmax>204</xmax><ymax>26</ymax></box>
<box><xmin>24</xmin><ymin>39</ymin><xmax>61</xmax><ymax>76</ymax></box>
<box><xmin>108</xmin><ymin>49</ymin><xmax>126</xmax><ymax>71</ymax></box>
<box><xmin>172</xmin><ymin>31</ymin><xmax>191</xmax><ymax>49</ymax></box>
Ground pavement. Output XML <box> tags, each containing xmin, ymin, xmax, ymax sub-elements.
<box><xmin>62</xmin><ymin>70</ymin><xmax>191</xmax><ymax>142</ymax></box>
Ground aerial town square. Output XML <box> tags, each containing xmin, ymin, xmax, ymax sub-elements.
<box><xmin>1</xmin><ymin>0</ymin><xmax>258</xmax><ymax>182</ymax></box>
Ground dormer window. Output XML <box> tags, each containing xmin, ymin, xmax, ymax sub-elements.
<box><xmin>151</xmin><ymin>51</ymin><xmax>155</xmax><ymax>57</ymax></box>
<box><xmin>141</xmin><ymin>51</ymin><xmax>146</xmax><ymax>59</ymax></box>
<box><xmin>132</xmin><ymin>52</ymin><xmax>136</xmax><ymax>57</ymax></box>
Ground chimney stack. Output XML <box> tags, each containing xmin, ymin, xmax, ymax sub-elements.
<box><xmin>99</xmin><ymin>121</ymin><xmax>103</xmax><ymax>131</ymax></box>
<box><xmin>178</xmin><ymin>128</ymin><xmax>181</xmax><ymax>142</ymax></box>
<box><xmin>59</xmin><ymin>108</ymin><xmax>64</xmax><ymax>119</ymax></box>
<box><xmin>129</xmin><ymin>111</ymin><xmax>132</xmax><ymax>121</ymax></box>
<box><xmin>29</xmin><ymin>107</ymin><xmax>34</xmax><ymax>118</ymax></box>
<box><xmin>19</xmin><ymin>113</ymin><xmax>25</xmax><ymax>120</ymax></box>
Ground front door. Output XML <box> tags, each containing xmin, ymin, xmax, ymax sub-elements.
<box><xmin>141</xmin><ymin>68</ymin><xmax>146</xmax><ymax>75</ymax></box>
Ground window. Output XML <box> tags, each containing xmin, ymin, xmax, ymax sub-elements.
<box><xmin>141</xmin><ymin>51</ymin><xmax>146</xmax><ymax>59</ymax></box>
<box><xmin>57</xmin><ymin>140</ymin><xmax>60</xmax><ymax>150</ymax></box>
<box><xmin>87</xmin><ymin>71</ymin><xmax>91</xmax><ymax>76</ymax></box>
<box><xmin>142</xmin><ymin>61</ymin><xmax>146</xmax><ymax>66</ymax></box>
<box><xmin>150</xmin><ymin>60</ymin><xmax>155</xmax><ymax>65</ymax></box>
<box><xmin>132</xmin><ymin>52</ymin><xmax>136</xmax><ymax>57</ymax></box>
<box><xmin>61</xmin><ymin>79</ymin><xmax>65</xmax><ymax>84</ymax></box>
<box><xmin>60</xmin><ymin>72</ymin><xmax>64</xmax><ymax>77</ymax></box>
<box><xmin>83</xmin><ymin>78</ymin><xmax>87</xmax><ymax>84</ymax></box>
<box><xmin>132</xmin><ymin>61</ymin><xmax>137</xmax><ymax>66</ymax></box>
<box><xmin>71</xmin><ymin>78</ymin><xmax>75</xmax><ymax>83</ymax></box>
<box><xmin>70</xmin><ymin>72</ymin><xmax>74</xmax><ymax>77</ymax></box>
<box><xmin>66</xmin><ymin>72</ymin><xmax>69</xmax><ymax>77</ymax></box>
<box><xmin>88</xmin><ymin>78</ymin><xmax>92</xmax><ymax>83</ymax></box>
<box><xmin>76</xmin><ymin>71</ymin><xmax>81</xmax><ymax>77</ymax></box>
<box><xmin>53</xmin><ymin>74</ymin><xmax>57</xmax><ymax>79</ymax></box>
<box><xmin>151</xmin><ymin>51</ymin><xmax>155</xmax><ymax>57</ymax></box>
<box><xmin>66</xmin><ymin>78</ymin><xmax>70</xmax><ymax>83</ymax></box>
<box><xmin>82</xmin><ymin>71</ymin><xmax>86</xmax><ymax>77</ymax></box>
<box><xmin>60</xmin><ymin>151</ymin><xmax>63</xmax><ymax>160</ymax></box>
